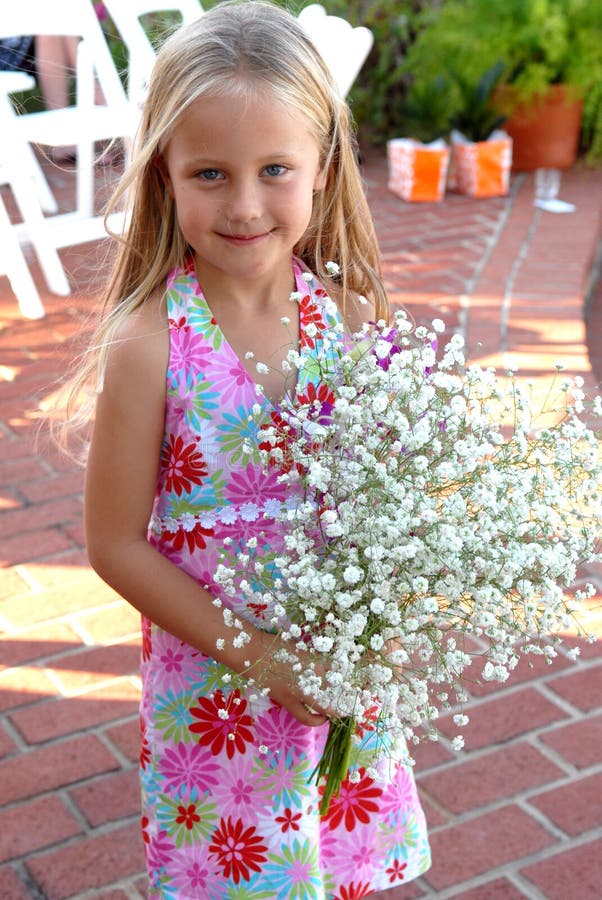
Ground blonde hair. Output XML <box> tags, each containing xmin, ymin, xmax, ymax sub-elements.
<box><xmin>59</xmin><ymin>0</ymin><xmax>387</xmax><ymax>452</ymax></box>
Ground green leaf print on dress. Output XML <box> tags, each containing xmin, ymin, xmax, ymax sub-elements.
<box><xmin>157</xmin><ymin>791</ymin><xmax>219</xmax><ymax>846</ymax></box>
<box><xmin>154</xmin><ymin>690</ymin><xmax>195</xmax><ymax>744</ymax></box>
<box><xmin>187</xmin><ymin>293</ymin><xmax>225</xmax><ymax>350</ymax></box>
<box><xmin>167</xmin><ymin>371</ymin><xmax>220</xmax><ymax>429</ymax></box>
<box><xmin>264</xmin><ymin>839</ymin><xmax>332</xmax><ymax>900</ymax></box>
<box><xmin>217</xmin><ymin>405</ymin><xmax>263</xmax><ymax>464</ymax></box>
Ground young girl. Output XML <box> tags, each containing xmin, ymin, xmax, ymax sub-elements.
<box><xmin>70</xmin><ymin>1</ymin><xmax>431</xmax><ymax>895</ymax></box>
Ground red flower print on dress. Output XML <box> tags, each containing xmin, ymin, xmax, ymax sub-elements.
<box><xmin>209</xmin><ymin>816</ymin><xmax>268</xmax><ymax>884</ymax></box>
<box><xmin>275</xmin><ymin>807</ymin><xmax>302</xmax><ymax>833</ymax></box>
<box><xmin>354</xmin><ymin>704</ymin><xmax>378</xmax><ymax>739</ymax></box>
<box><xmin>296</xmin><ymin>380</ymin><xmax>335</xmax><ymax>409</ymax></box>
<box><xmin>323</xmin><ymin>768</ymin><xmax>383</xmax><ymax>832</ymax></box>
<box><xmin>386</xmin><ymin>858</ymin><xmax>408</xmax><ymax>883</ymax></box>
<box><xmin>335</xmin><ymin>882</ymin><xmax>372</xmax><ymax>900</ymax></box>
<box><xmin>297</xmin><ymin>381</ymin><xmax>336</xmax><ymax>427</ymax></box>
<box><xmin>141</xmin><ymin>615</ymin><xmax>152</xmax><ymax>661</ymax></box>
<box><xmin>162</xmin><ymin>521</ymin><xmax>214</xmax><ymax>554</ymax></box>
<box><xmin>160</xmin><ymin>434</ymin><xmax>208</xmax><ymax>496</ymax></box>
<box><xmin>189</xmin><ymin>689</ymin><xmax>254</xmax><ymax>758</ymax></box>
<box><xmin>247</xmin><ymin>600</ymin><xmax>269</xmax><ymax>620</ymax></box>
<box><xmin>176</xmin><ymin>803</ymin><xmax>201</xmax><ymax>830</ymax></box>
<box><xmin>259</xmin><ymin>410</ymin><xmax>297</xmax><ymax>473</ymax></box>
<box><xmin>141</xmin><ymin>815</ymin><xmax>150</xmax><ymax>845</ymax></box>
<box><xmin>139</xmin><ymin>717</ymin><xmax>151</xmax><ymax>770</ymax></box>
<box><xmin>299</xmin><ymin>293</ymin><xmax>323</xmax><ymax>349</ymax></box>
<box><xmin>168</xmin><ymin>315</ymin><xmax>187</xmax><ymax>332</ymax></box>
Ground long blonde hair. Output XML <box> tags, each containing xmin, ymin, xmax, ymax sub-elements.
<box><xmin>60</xmin><ymin>0</ymin><xmax>387</xmax><ymax>451</ymax></box>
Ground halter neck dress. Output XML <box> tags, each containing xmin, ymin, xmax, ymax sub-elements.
<box><xmin>141</xmin><ymin>257</ymin><xmax>431</xmax><ymax>898</ymax></box>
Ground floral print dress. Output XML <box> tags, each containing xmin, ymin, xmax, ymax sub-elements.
<box><xmin>141</xmin><ymin>258</ymin><xmax>431</xmax><ymax>898</ymax></box>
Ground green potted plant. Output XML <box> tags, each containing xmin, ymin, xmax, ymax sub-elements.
<box><xmin>402</xmin><ymin>0</ymin><xmax>602</xmax><ymax>168</ymax></box>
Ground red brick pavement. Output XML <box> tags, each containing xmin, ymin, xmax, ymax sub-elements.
<box><xmin>0</xmin><ymin>151</ymin><xmax>601</xmax><ymax>899</ymax></box>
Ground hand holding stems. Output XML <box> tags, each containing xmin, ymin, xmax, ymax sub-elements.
<box><xmin>242</xmin><ymin>627</ymin><xmax>351</xmax><ymax>814</ymax></box>
<box><xmin>240</xmin><ymin>626</ymin><xmax>333</xmax><ymax>728</ymax></box>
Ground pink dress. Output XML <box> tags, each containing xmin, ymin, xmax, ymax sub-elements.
<box><xmin>141</xmin><ymin>258</ymin><xmax>431</xmax><ymax>898</ymax></box>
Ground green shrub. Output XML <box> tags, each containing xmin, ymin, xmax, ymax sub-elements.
<box><xmin>402</xmin><ymin>0</ymin><xmax>602</xmax><ymax>162</ymax></box>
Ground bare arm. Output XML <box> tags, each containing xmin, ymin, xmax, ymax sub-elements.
<box><xmin>84</xmin><ymin>299</ymin><xmax>327</xmax><ymax>726</ymax></box>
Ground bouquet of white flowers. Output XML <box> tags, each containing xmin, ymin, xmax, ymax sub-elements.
<box><xmin>214</xmin><ymin>290</ymin><xmax>601</xmax><ymax>814</ymax></box>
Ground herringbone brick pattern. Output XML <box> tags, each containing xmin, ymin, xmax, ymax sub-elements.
<box><xmin>0</xmin><ymin>149</ymin><xmax>601</xmax><ymax>899</ymax></box>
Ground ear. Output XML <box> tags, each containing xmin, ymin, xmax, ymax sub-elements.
<box><xmin>153</xmin><ymin>154</ymin><xmax>174</xmax><ymax>197</ymax></box>
<box><xmin>313</xmin><ymin>163</ymin><xmax>327</xmax><ymax>192</ymax></box>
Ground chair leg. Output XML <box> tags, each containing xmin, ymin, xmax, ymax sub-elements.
<box><xmin>10</xmin><ymin>168</ymin><xmax>71</xmax><ymax>296</ymax></box>
<box><xmin>0</xmin><ymin>198</ymin><xmax>46</xmax><ymax>319</ymax></box>
<box><xmin>26</xmin><ymin>144</ymin><xmax>59</xmax><ymax>214</ymax></box>
<box><xmin>0</xmin><ymin>95</ymin><xmax>58</xmax><ymax>214</ymax></box>
<box><xmin>75</xmin><ymin>138</ymin><xmax>95</xmax><ymax>219</ymax></box>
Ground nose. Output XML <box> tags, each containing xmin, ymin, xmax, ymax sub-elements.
<box><xmin>225</xmin><ymin>177</ymin><xmax>262</xmax><ymax>226</ymax></box>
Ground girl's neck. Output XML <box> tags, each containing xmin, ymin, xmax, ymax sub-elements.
<box><xmin>192</xmin><ymin>254</ymin><xmax>296</xmax><ymax>313</ymax></box>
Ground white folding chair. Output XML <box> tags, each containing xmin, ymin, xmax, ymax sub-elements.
<box><xmin>0</xmin><ymin>1</ymin><xmax>134</xmax><ymax>243</ymax></box>
<box><xmin>0</xmin><ymin>0</ymin><xmax>137</xmax><ymax>315</ymax></box>
<box><xmin>103</xmin><ymin>1</ymin><xmax>204</xmax><ymax>111</ymax></box>
<box><xmin>298</xmin><ymin>4</ymin><xmax>373</xmax><ymax>97</ymax></box>
<box><xmin>0</xmin><ymin>72</ymin><xmax>71</xmax><ymax>318</ymax></box>
<box><xmin>0</xmin><ymin>195</ymin><xmax>46</xmax><ymax>319</ymax></box>
<box><xmin>0</xmin><ymin>71</ymin><xmax>58</xmax><ymax>214</ymax></box>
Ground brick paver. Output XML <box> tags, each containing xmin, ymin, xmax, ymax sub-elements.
<box><xmin>1</xmin><ymin>149</ymin><xmax>601</xmax><ymax>898</ymax></box>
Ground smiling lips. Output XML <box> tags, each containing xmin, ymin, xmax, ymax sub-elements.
<box><xmin>217</xmin><ymin>231</ymin><xmax>270</xmax><ymax>246</ymax></box>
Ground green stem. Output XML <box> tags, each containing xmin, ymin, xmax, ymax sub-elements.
<box><xmin>309</xmin><ymin>717</ymin><xmax>355</xmax><ymax>816</ymax></box>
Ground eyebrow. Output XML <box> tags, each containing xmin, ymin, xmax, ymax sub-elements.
<box><xmin>185</xmin><ymin>149</ymin><xmax>304</xmax><ymax>166</ymax></box>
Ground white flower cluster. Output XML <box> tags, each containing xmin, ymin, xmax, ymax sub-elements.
<box><xmin>215</xmin><ymin>307</ymin><xmax>601</xmax><ymax>779</ymax></box>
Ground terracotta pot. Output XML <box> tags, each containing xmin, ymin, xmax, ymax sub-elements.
<box><xmin>495</xmin><ymin>84</ymin><xmax>583</xmax><ymax>171</ymax></box>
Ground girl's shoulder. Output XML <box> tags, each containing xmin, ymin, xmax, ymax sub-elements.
<box><xmin>102</xmin><ymin>287</ymin><xmax>169</xmax><ymax>390</ymax></box>
<box><xmin>113</xmin><ymin>285</ymin><xmax>168</xmax><ymax>340</ymax></box>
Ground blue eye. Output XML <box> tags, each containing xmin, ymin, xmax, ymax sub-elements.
<box><xmin>198</xmin><ymin>169</ymin><xmax>222</xmax><ymax>181</ymax></box>
<box><xmin>264</xmin><ymin>164</ymin><xmax>287</xmax><ymax>177</ymax></box>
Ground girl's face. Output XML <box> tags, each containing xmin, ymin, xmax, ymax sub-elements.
<box><xmin>158</xmin><ymin>87</ymin><xmax>326</xmax><ymax>289</ymax></box>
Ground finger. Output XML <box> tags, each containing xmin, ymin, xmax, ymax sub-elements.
<box><xmin>295</xmin><ymin>701</ymin><xmax>329</xmax><ymax>727</ymax></box>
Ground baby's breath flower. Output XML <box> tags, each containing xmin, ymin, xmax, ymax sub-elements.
<box><xmin>453</xmin><ymin>714</ymin><xmax>469</xmax><ymax>727</ymax></box>
<box><xmin>343</xmin><ymin>565</ymin><xmax>362</xmax><ymax>585</ymax></box>
<box><xmin>212</xmin><ymin>295</ymin><xmax>601</xmax><ymax>812</ymax></box>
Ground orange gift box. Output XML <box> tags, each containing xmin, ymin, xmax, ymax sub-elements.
<box><xmin>387</xmin><ymin>138</ymin><xmax>450</xmax><ymax>203</ymax></box>
<box><xmin>449</xmin><ymin>130</ymin><xmax>513</xmax><ymax>198</ymax></box>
